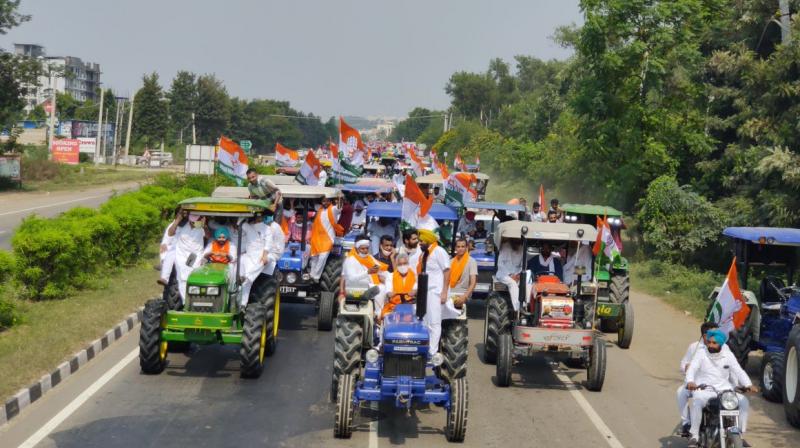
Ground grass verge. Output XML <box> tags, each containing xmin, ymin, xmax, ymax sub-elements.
<box><xmin>23</xmin><ymin>165</ymin><xmax>159</xmax><ymax>192</ymax></box>
<box><xmin>630</xmin><ymin>259</ymin><xmax>720</xmax><ymax>320</ymax></box>
<box><xmin>0</xmin><ymin>252</ymin><xmax>161</xmax><ymax>399</ymax></box>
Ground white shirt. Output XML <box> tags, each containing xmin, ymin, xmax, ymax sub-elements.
<box><xmin>531</xmin><ymin>211</ymin><xmax>546</xmax><ymax>222</ymax></box>
<box><xmin>241</xmin><ymin>222</ymin><xmax>270</xmax><ymax>259</ymax></box>
<box><xmin>351</xmin><ymin>209</ymin><xmax>366</xmax><ymax>228</ymax></box>
<box><xmin>267</xmin><ymin>221</ymin><xmax>285</xmax><ymax>262</ymax></box>
<box><xmin>318</xmin><ymin>169</ymin><xmax>328</xmax><ymax>187</ymax></box>
<box><xmin>384</xmin><ymin>270</ymin><xmax>417</xmax><ymax>296</ymax></box>
<box><xmin>368</xmin><ymin>221</ymin><xmax>396</xmax><ymax>254</ymax></box>
<box><xmin>563</xmin><ymin>244</ymin><xmax>593</xmax><ymax>284</ymax></box>
<box><xmin>496</xmin><ymin>242</ymin><xmax>523</xmax><ymax>279</ymax></box>
<box><xmin>685</xmin><ymin>347</ymin><xmax>752</xmax><ymax>390</ymax></box>
<box><xmin>175</xmin><ymin>224</ymin><xmax>205</xmax><ymax>256</ymax></box>
<box><xmin>679</xmin><ymin>340</ymin><xmax>732</xmax><ymax>373</ymax></box>
<box><xmin>458</xmin><ymin>217</ymin><xmax>476</xmax><ymax>236</ymax></box>
<box><xmin>160</xmin><ymin>225</ymin><xmax>176</xmax><ymax>251</ymax></box>
<box><xmin>342</xmin><ymin>254</ymin><xmax>384</xmax><ymax>288</ymax></box>
<box><xmin>422</xmin><ymin>245</ymin><xmax>450</xmax><ymax>296</ymax></box>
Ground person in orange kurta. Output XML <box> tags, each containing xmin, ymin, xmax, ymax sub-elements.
<box><xmin>379</xmin><ymin>252</ymin><xmax>417</xmax><ymax>321</ymax></box>
<box><xmin>204</xmin><ymin>227</ymin><xmax>236</xmax><ymax>264</ymax></box>
<box><xmin>308</xmin><ymin>196</ymin><xmax>344</xmax><ymax>282</ymax></box>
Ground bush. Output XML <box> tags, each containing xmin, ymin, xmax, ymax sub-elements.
<box><xmin>0</xmin><ymin>298</ymin><xmax>18</xmax><ymax>330</ymax></box>
<box><xmin>0</xmin><ymin>250</ymin><xmax>15</xmax><ymax>282</ymax></box>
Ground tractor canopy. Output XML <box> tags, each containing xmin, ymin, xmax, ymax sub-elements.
<box><xmin>722</xmin><ymin>227</ymin><xmax>800</xmax><ymax>289</ymax></box>
<box><xmin>180</xmin><ymin>194</ymin><xmax>271</xmax><ymax>217</ymax></box>
<box><xmin>561</xmin><ymin>204</ymin><xmax>625</xmax><ymax>227</ymax></box>
<box><xmin>261</xmin><ymin>174</ymin><xmax>300</xmax><ymax>185</ymax></box>
<box><xmin>493</xmin><ymin>220</ymin><xmax>597</xmax><ymax>247</ymax></box>
<box><xmin>366</xmin><ymin>202</ymin><xmax>458</xmax><ymax>221</ymax></box>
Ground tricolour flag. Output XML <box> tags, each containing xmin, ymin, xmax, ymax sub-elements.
<box><xmin>408</xmin><ymin>147</ymin><xmax>425</xmax><ymax>178</ymax></box>
<box><xmin>402</xmin><ymin>175</ymin><xmax>437</xmax><ymax>231</ymax></box>
<box><xmin>217</xmin><ymin>136</ymin><xmax>249</xmax><ymax>186</ymax></box>
<box><xmin>707</xmin><ymin>258</ymin><xmax>750</xmax><ymax>335</ymax></box>
<box><xmin>538</xmin><ymin>184</ymin><xmax>545</xmax><ymax>208</ymax></box>
<box><xmin>438</xmin><ymin>161</ymin><xmax>450</xmax><ymax>179</ymax></box>
<box><xmin>330</xmin><ymin>141</ymin><xmax>361</xmax><ymax>185</ymax></box>
<box><xmin>445</xmin><ymin>172</ymin><xmax>477</xmax><ymax>208</ymax></box>
<box><xmin>454</xmin><ymin>153</ymin><xmax>467</xmax><ymax>171</ymax></box>
<box><xmin>331</xmin><ymin>118</ymin><xmax>365</xmax><ymax>184</ymax></box>
<box><xmin>296</xmin><ymin>149</ymin><xmax>323</xmax><ymax>186</ymax></box>
<box><xmin>475</xmin><ymin>154</ymin><xmax>481</xmax><ymax>168</ymax></box>
<box><xmin>275</xmin><ymin>143</ymin><xmax>299</xmax><ymax>167</ymax></box>
<box><xmin>593</xmin><ymin>216</ymin><xmax>621</xmax><ymax>261</ymax></box>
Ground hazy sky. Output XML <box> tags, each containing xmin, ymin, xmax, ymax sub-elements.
<box><xmin>2</xmin><ymin>0</ymin><xmax>582</xmax><ymax>118</ymax></box>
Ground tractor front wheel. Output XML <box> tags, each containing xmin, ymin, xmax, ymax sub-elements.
<box><xmin>586</xmin><ymin>338</ymin><xmax>607</xmax><ymax>392</ymax></box>
<box><xmin>495</xmin><ymin>332</ymin><xmax>512</xmax><ymax>387</ymax></box>
<box><xmin>760</xmin><ymin>351</ymin><xmax>785</xmax><ymax>403</ymax></box>
<box><xmin>332</xmin><ymin>317</ymin><xmax>363</xmax><ymax>402</ymax></box>
<box><xmin>162</xmin><ymin>270</ymin><xmax>182</xmax><ymax>311</ymax></box>
<box><xmin>240</xmin><ymin>303</ymin><xmax>267</xmax><ymax>379</ymax></box>
<box><xmin>445</xmin><ymin>377</ymin><xmax>469</xmax><ymax>442</ymax></box>
<box><xmin>251</xmin><ymin>274</ymin><xmax>278</xmax><ymax>306</ymax></box>
<box><xmin>617</xmin><ymin>300</ymin><xmax>634</xmax><ymax>349</ymax></box>
<box><xmin>334</xmin><ymin>373</ymin><xmax>356</xmax><ymax>439</ymax></box>
<box><xmin>783</xmin><ymin>326</ymin><xmax>800</xmax><ymax>428</ymax></box>
<box><xmin>484</xmin><ymin>293</ymin><xmax>510</xmax><ymax>364</ymax></box>
<box><xmin>441</xmin><ymin>320</ymin><xmax>468</xmax><ymax>382</ymax></box>
<box><xmin>139</xmin><ymin>299</ymin><xmax>167</xmax><ymax>374</ymax></box>
<box><xmin>318</xmin><ymin>291</ymin><xmax>335</xmax><ymax>331</ymax></box>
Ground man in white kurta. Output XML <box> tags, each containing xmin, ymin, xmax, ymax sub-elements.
<box><xmin>496</xmin><ymin>239</ymin><xmax>531</xmax><ymax>311</ymax></box>
<box><xmin>417</xmin><ymin>229</ymin><xmax>457</xmax><ymax>355</ymax></box>
<box><xmin>262</xmin><ymin>215</ymin><xmax>285</xmax><ymax>276</ymax></box>
<box><xmin>157</xmin><ymin>218</ymin><xmax>177</xmax><ymax>286</ymax></box>
<box><xmin>562</xmin><ymin>241</ymin><xmax>593</xmax><ymax>285</ymax></box>
<box><xmin>239</xmin><ymin>217</ymin><xmax>272</xmax><ymax>307</ymax></box>
<box><xmin>339</xmin><ymin>237</ymin><xmax>388</xmax><ymax>314</ymax></box>
<box><xmin>169</xmin><ymin>213</ymin><xmax>206</xmax><ymax>304</ymax></box>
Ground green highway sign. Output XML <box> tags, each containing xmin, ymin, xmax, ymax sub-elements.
<box><xmin>240</xmin><ymin>140</ymin><xmax>253</xmax><ymax>152</ymax></box>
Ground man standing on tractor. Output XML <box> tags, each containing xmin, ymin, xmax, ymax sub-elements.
<box><xmin>168</xmin><ymin>210</ymin><xmax>208</xmax><ymax>306</ymax></box>
<box><xmin>157</xmin><ymin>207</ymin><xmax>180</xmax><ymax>286</ymax></box>
<box><xmin>449</xmin><ymin>238</ymin><xmax>477</xmax><ymax>308</ymax></box>
<box><xmin>399</xmin><ymin>228</ymin><xmax>422</xmax><ymax>269</ymax></box>
<box><xmin>309</xmin><ymin>196</ymin><xmax>344</xmax><ymax>283</ymax></box>
<box><xmin>496</xmin><ymin>237</ymin><xmax>529</xmax><ymax>312</ymax></box>
<box><xmin>239</xmin><ymin>212</ymin><xmax>272</xmax><ymax>307</ymax></box>
<box><xmin>549</xmin><ymin>198</ymin><xmax>563</xmax><ymax>222</ymax></box>
<box><xmin>418</xmin><ymin>229</ymin><xmax>457</xmax><ymax>355</ymax></box>
<box><xmin>246</xmin><ymin>168</ymin><xmax>282</xmax><ymax>214</ymax></box>
<box><xmin>339</xmin><ymin>235</ymin><xmax>389</xmax><ymax>311</ymax></box>
<box><xmin>263</xmin><ymin>210</ymin><xmax>284</xmax><ymax>276</ymax></box>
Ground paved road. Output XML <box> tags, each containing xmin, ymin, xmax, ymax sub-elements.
<box><xmin>0</xmin><ymin>182</ymin><xmax>142</xmax><ymax>249</ymax></box>
<box><xmin>2</xmin><ymin>291</ymin><xmax>799</xmax><ymax>447</ymax></box>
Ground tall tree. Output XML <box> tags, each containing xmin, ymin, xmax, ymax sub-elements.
<box><xmin>195</xmin><ymin>74</ymin><xmax>230</xmax><ymax>144</ymax></box>
<box><xmin>167</xmin><ymin>71</ymin><xmax>197</xmax><ymax>142</ymax></box>
<box><xmin>132</xmin><ymin>72</ymin><xmax>167</xmax><ymax>147</ymax></box>
<box><xmin>0</xmin><ymin>0</ymin><xmax>36</xmax><ymax>129</ymax></box>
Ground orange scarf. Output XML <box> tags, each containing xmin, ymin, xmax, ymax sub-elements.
<box><xmin>382</xmin><ymin>270</ymin><xmax>417</xmax><ymax>317</ymax></box>
<box><xmin>449</xmin><ymin>251</ymin><xmax>470</xmax><ymax>288</ymax></box>
<box><xmin>310</xmin><ymin>205</ymin><xmax>345</xmax><ymax>255</ymax></box>
<box><xmin>280</xmin><ymin>215</ymin><xmax>290</xmax><ymax>237</ymax></box>
<box><xmin>347</xmin><ymin>247</ymin><xmax>388</xmax><ymax>285</ymax></box>
<box><xmin>209</xmin><ymin>240</ymin><xmax>231</xmax><ymax>264</ymax></box>
<box><xmin>416</xmin><ymin>242</ymin><xmax>438</xmax><ymax>274</ymax></box>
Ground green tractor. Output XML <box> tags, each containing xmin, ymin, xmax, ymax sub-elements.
<box><xmin>562</xmin><ymin>203</ymin><xmax>633</xmax><ymax>349</ymax></box>
<box><xmin>139</xmin><ymin>196</ymin><xmax>280</xmax><ymax>378</ymax></box>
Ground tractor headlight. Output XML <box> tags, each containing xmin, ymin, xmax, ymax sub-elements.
<box><xmin>302</xmin><ymin>273</ymin><xmax>311</xmax><ymax>281</ymax></box>
<box><xmin>286</xmin><ymin>272</ymin><xmax>297</xmax><ymax>284</ymax></box>
<box><xmin>431</xmin><ymin>352</ymin><xmax>444</xmax><ymax>367</ymax></box>
<box><xmin>206</xmin><ymin>286</ymin><xmax>220</xmax><ymax>296</ymax></box>
<box><xmin>365</xmin><ymin>349</ymin><xmax>380</xmax><ymax>364</ymax></box>
<box><xmin>188</xmin><ymin>286</ymin><xmax>200</xmax><ymax>295</ymax></box>
<box><xmin>720</xmin><ymin>391</ymin><xmax>739</xmax><ymax>410</ymax></box>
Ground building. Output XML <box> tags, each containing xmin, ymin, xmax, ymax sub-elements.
<box><xmin>14</xmin><ymin>44</ymin><xmax>101</xmax><ymax>113</ymax></box>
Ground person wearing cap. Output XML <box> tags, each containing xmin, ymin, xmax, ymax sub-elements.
<box><xmin>204</xmin><ymin>227</ymin><xmax>236</xmax><ymax>264</ymax></box>
<box><xmin>168</xmin><ymin>209</ymin><xmax>208</xmax><ymax>305</ymax></box>
<box><xmin>239</xmin><ymin>212</ymin><xmax>273</xmax><ymax>307</ymax></box>
<box><xmin>351</xmin><ymin>201</ymin><xmax>367</xmax><ymax>229</ymax></box>
<box><xmin>457</xmin><ymin>211</ymin><xmax>477</xmax><ymax>237</ymax></box>
<box><xmin>685</xmin><ymin>328</ymin><xmax>756</xmax><ymax>447</ymax></box>
<box><xmin>309</xmin><ymin>196</ymin><xmax>344</xmax><ymax>282</ymax></box>
<box><xmin>340</xmin><ymin>235</ymin><xmax>389</xmax><ymax>312</ymax></box>
<box><xmin>157</xmin><ymin>207</ymin><xmax>181</xmax><ymax>286</ymax></box>
<box><xmin>417</xmin><ymin>228</ymin><xmax>456</xmax><ymax>355</ymax></box>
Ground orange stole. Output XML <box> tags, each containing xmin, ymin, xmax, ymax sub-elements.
<box><xmin>381</xmin><ymin>270</ymin><xmax>417</xmax><ymax>317</ymax></box>
<box><xmin>449</xmin><ymin>252</ymin><xmax>470</xmax><ymax>288</ymax></box>
<box><xmin>416</xmin><ymin>242</ymin><xmax>438</xmax><ymax>274</ymax></box>
<box><xmin>346</xmin><ymin>248</ymin><xmax>388</xmax><ymax>284</ymax></box>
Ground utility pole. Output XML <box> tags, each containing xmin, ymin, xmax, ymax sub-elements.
<box><xmin>46</xmin><ymin>65</ymin><xmax>57</xmax><ymax>159</ymax></box>
<box><xmin>124</xmin><ymin>90</ymin><xmax>135</xmax><ymax>161</ymax></box>
<box><xmin>94</xmin><ymin>88</ymin><xmax>105</xmax><ymax>165</ymax></box>
<box><xmin>779</xmin><ymin>0</ymin><xmax>792</xmax><ymax>44</ymax></box>
<box><xmin>112</xmin><ymin>98</ymin><xmax>123</xmax><ymax>166</ymax></box>
<box><xmin>191</xmin><ymin>112</ymin><xmax>197</xmax><ymax>144</ymax></box>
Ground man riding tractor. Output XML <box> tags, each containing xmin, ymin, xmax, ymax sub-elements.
<box><xmin>561</xmin><ymin>203</ymin><xmax>633</xmax><ymax>348</ymax></box>
<box><xmin>484</xmin><ymin>220</ymin><xmax>608</xmax><ymax>391</ymax></box>
<box><xmin>140</xmin><ymin>195</ymin><xmax>280</xmax><ymax>379</ymax></box>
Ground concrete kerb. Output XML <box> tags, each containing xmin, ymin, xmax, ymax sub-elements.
<box><xmin>1</xmin><ymin>305</ymin><xmax>147</xmax><ymax>426</ymax></box>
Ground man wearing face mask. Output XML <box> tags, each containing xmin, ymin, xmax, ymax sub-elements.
<box><xmin>262</xmin><ymin>210</ymin><xmax>284</xmax><ymax>276</ymax></box>
<box><xmin>380</xmin><ymin>251</ymin><xmax>417</xmax><ymax>321</ymax></box>
<box><xmin>340</xmin><ymin>235</ymin><xmax>389</xmax><ymax>311</ymax></box>
<box><xmin>375</xmin><ymin>235</ymin><xmax>395</xmax><ymax>272</ymax></box>
<box><xmin>168</xmin><ymin>210</ymin><xmax>208</xmax><ymax>306</ymax></box>
<box><xmin>527</xmin><ymin>242</ymin><xmax>563</xmax><ymax>281</ymax></box>
<box><xmin>368</xmin><ymin>216</ymin><xmax>396</xmax><ymax>255</ymax></box>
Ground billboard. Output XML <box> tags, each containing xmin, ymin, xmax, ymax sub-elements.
<box><xmin>51</xmin><ymin>139</ymin><xmax>80</xmax><ymax>165</ymax></box>
<box><xmin>78</xmin><ymin>137</ymin><xmax>96</xmax><ymax>154</ymax></box>
<box><xmin>185</xmin><ymin>145</ymin><xmax>215</xmax><ymax>175</ymax></box>
<box><xmin>0</xmin><ymin>154</ymin><xmax>21</xmax><ymax>181</ymax></box>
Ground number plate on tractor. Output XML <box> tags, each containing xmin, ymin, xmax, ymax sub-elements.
<box><xmin>280</xmin><ymin>286</ymin><xmax>297</xmax><ymax>294</ymax></box>
<box><xmin>596</xmin><ymin>303</ymin><xmax>621</xmax><ymax>317</ymax></box>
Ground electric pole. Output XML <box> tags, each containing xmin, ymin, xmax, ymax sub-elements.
<box><xmin>191</xmin><ymin>112</ymin><xmax>197</xmax><ymax>144</ymax></box>
<box><xmin>94</xmin><ymin>88</ymin><xmax>105</xmax><ymax>165</ymax></box>
<box><xmin>124</xmin><ymin>90</ymin><xmax>135</xmax><ymax>161</ymax></box>
<box><xmin>46</xmin><ymin>65</ymin><xmax>56</xmax><ymax>159</ymax></box>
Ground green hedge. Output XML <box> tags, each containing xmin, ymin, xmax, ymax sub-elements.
<box><xmin>11</xmin><ymin>180</ymin><xmax>205</xmax><ymax>301</ymax></box>
<box><xmin>0</xmin><ymin>251</ymin><xmax>18</xmax><ymax>330</ymax></box>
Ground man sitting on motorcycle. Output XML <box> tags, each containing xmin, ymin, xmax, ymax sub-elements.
<box><xmin>685</xmin><ymin>329</ymin><xmax>756</xmax><ymax>448</ymax></box>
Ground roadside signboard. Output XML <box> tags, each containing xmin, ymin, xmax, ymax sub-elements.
<box><xmin>51</xmin><ymin>139</ymin><xmax>80</xmax><ymax>165</ymax></box>
<box><xmin>239</xmin><ymin>140</ymin><xmax>252</xmax><ymax>152</ymax></box>
<box><xmin>185</xmin><ymin>145</ymin><xmax>215</xmax><ymax>175</ymax></box>
<box><xmin>0</xmin><ymin>154</ymin><xmax>21</xmax><ymax>182</ymax></box>
<box><xmin>78</xmin><ymin>137</ymin><xmax>96</xmax><ymax>153</ymax></box>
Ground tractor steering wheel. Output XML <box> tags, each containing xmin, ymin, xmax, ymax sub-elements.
<box><xmin>535</xmin><ymin>270</ymin><xmax>558</xmax><ymax>278</ymax></box>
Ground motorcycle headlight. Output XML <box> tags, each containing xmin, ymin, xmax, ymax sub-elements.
<box><xmin>365</xmin><ymin>349</ymin><xmax>379</xmax><ymax>364</ymax></box>
<box><xmin>431</xmin><ymin>352</ymin><xmax>444</xmax><ymax>367</ymax></box>
<box><xmin>206</xmin><ymin>286</ymin><xmax>220</xmax><ymax>296</ymax></box>
<box><xmin>720</xmin><ymin>391</ymin><xmax>739</xmax><ymax>410</ymax></box>
<box><xmin>286</xmin><ymin>272</ymin><xmax>297</xmax><ymax>284</ymax></box>
<box><xmin>187</xmin><ymin>286</ymin><xmax>200</xmax><ymax>295</ymax></box>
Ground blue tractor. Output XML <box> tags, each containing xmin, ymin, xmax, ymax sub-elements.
<box><xmin>337</xmin><ymin>182</ymin><xmax>396</xmax><ymax>253</ymax></box>
<box><xmin>707</xmin><ymin>227</ymin><xmax>800</xmax><ymax>423</ymax></box>
<box><xmin>333</xmin><ymin>249</ymin><xmax>469</xmax><ymax>442</ymax></box>
<box><xmin>461</xmin><ymin>201</ymin><xmax>528</xmax><ymax>299</ymax></box>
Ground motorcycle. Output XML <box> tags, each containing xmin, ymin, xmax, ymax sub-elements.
<box><xmin>687</xmin><ymin>384</ymin><xmax>749</xmax><ymax>448</ymax></box>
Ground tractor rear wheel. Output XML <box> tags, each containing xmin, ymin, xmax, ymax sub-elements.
<box><xmin>445</xmin><ymin>377</ymin><xmax>469</xmax><ymax>442</ymax></box>
<box><xmin>334</xmin><ymin>373</ymin><xmax>356</xmax><ymax>439</ymax></box>
<box><xmin>761</xmin><ymin>351</ymin><xmax>785</xmax><ymax>403</ymax></box>
<box><xmin>727</xmin><ymin>308</ymin><xmax>754</xmax><ymax>369</ymax></box>
<box><xmin>483</xmin><ymin>292</ymin><xmax>510</xmax><ymax>364</ymax></box>
<box><xmin>441</xmin><ymin>320</ymin><xmax>468</xmax><ymax>382</ymax></box>
<box><xmin>320</xmin><ymin>257</ymin><xmax>343</xmax><ymax>296</ymax></box>
<box><xmin>139</xmin><ymin>299</ymin><xmax>167</xmax><ymax>374</ymax></box>
<box><xmin>617</xmin><ymin>299</ymin><xmax>634</xmax><ymax>349</ymax></box>
<box><xmin>496</xmin><ymin>332</ymin><xmax>512</xmax><ymax>387</ymax></box>
<box><xmin>783</xmin><ymin>326</ymin><xmax>800</xmax><ymax>428</ymax></box>
<box><xmin>601</xmin><ymin>273</ymin><xmax>629</xmax><ymax>332</ymax></box>
<box><xmin>240</xmin><ymin>303</ymin><xmax>267</xmax><ymax>379</ymax></box>
<box><xmin>318</xmin><ymin>291</ymin><xmax>335</xmax><ymax>331</ymax></box>
<box><xmin>262</xmin><ymin>287</ymin><xmax>278</xmax><ymax>357</ymax></box>
<box><xmin>586</xmin><ymin>338</ymin><xmax>607</xmax><ymax>392</ymax></box>
<box><xmin>162</xmin><ymin>270</ymin><xmax>182</xmax><ymax>311</ymax></box>
<box><xmin>250</xmin><ymin>274</ymin><xmax>277</xmax><ymax>306</ymax></box>
<box><xmin>332</xmin><ymin>317</ymin><xmax>363</xmax><ymax>402</ymax></box>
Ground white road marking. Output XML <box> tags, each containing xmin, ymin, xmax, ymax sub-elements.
<box><xmin>552</xmin><ymin>369</ymin><xmax>625</xmax><ymax>448</ymax></box>
<box><xmin>17</xmin><ymin>347</ymin><xmax>139</xmax><ymax>448</ymax></box>
<box><xmin>368</xmin><ymin>401</ymin><xmax>379</xmax><ymax>448</ymax></box>
<box><xmin>0</xmin><ymin>193</ymin><xmax>111</xmax><ymax>217</ymax></box>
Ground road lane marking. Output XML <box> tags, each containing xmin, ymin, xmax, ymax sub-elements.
<box><xmin>0</xmin><ymin>193</ymin><xmax>111</xmax><ymax>217</ymax></box>
<box><xmin>368</xmin><ymin>401</ymin><xmax>378</xmax><ymax>448</ymax></box>
<box><xmin>552</xmin><ymin>369</ymin><xmax>625</xmax><ymax>448</ymax></box>
<box><xmin>17</xmin><ymin>347</ymin><xmax>139</xmax><ymax>448</ymax></box>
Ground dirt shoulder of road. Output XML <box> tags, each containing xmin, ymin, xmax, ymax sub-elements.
<box><xmin>0</xmin><ymin>255</ymin><xmax>162</xmax><ymax>399</ymax></box>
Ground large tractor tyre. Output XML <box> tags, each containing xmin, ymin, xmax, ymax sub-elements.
<box><xmin>586</xmin><ymin>338</ymin><xmax>607</xmax><ymax>392</ymax></box>
<box><xmin>240</xmin><ymin>303</ymin><xmax>267</xmax><ymax>379</ymax></box>
<box><xmin>445</xmin><ymin>377</ymin><xmax>469</xmax><ymax>442</ymax></box>
<box><xmin>483</xmin><ymin>293</ymin><xmax>510</xmax><ymax>364</ymax></box>
<box><xmin>495</xmin><ymin>332</ymin><xmax>512</xmax><ymax>388</ymax></box>
<box><xmin>783</xmin><ymin>326</ymin><xmax>800</xmax><ymax>428</ymax></box>
<box><xmin>760</xmin><ymin>351</ymin><xmax>785</xmax><ymax>403</ymax></box>
<box><xmin>441</xmin><ymin>320</ymin><xmax>468</xmax><ymax>382</ymax></box>
<box><xmin>262</xmin><ymin>291</ymin><xmax>278</xmax><ymax>357</ymax></box>
<box><xmin>601</xmin><ymin>273</ymin><xmax>630</xmax><ymax>332</ymax></box>
<box><xmin>250</xmin><ymin>274</ymin><xmax>278</xmax><ymax>306</ymax></box>
<box><xmin>320</xmin><ymin>257</ymin><xmax>343</xmax><ymax>296</ymax></box>
<box><xmin>334</xmin><ymin>373</ymin><xmax>356</xmax><ymax>439</ymax></box>
<box><xmin>332</xmin><ymin>317</ymin><xmax>363</xmax><ymax>402</ymax></box>
<box><xmin>139</xmin><ymin>299</ymin><xmax>168</xmax><ymax>374</ymax></box>
<box><xmin>318</xmin><ymin>292</ymin><xmax>336</xmax><ymax>331</ymax></box>
<box><xmin>162</xmin><ymin>270</ymin><xmax>182</xmax><ymax>311</ymax></box>
<box><xmin>727</xmin><ymin>309</ymin><xmax>754</xmax><ymax>369</ymax></box>
<box><xmin>617</xmin><ymin>299</ymin><xmax>634</xmax><ymax>349</ymax></box>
